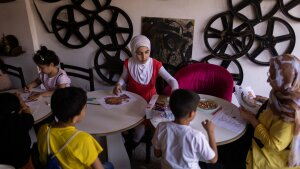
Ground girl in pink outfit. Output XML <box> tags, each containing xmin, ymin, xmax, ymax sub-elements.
<box><xmin>25</xmin><ymin>46</ymin><xmax>71</xmax><ymax>101</ymax></box>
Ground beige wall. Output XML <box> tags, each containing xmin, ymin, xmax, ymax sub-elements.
<box><xmin>1</xmin><ymin>0</ymin><xmax>300</xmax><ymax>96</ymax></box>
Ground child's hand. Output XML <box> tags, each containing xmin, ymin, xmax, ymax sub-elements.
<box><xmin>27</xmin><ymin>92</ymin><xmax>41</xmax><ymax>101</ymax></box>
<box><xmin>24</xmin><ymin>85</ymin><xmax>33</xmax><ymax>92</ymax></box>
<box><xmin>14</xmin><ymin>93</ymin><xmax>32</xmax><ymax>114</ymax></box>
<box><xmin>202</xmin><ymin>119</ymin><xmax>215</xmax><ymax>133</ymax></box>
<box><xmin>15</xmin><ymin>92</ymin><xmax>24</xmax><ymax>103</ymax></box>
<box><xmin>113</xmin><ymin>83</ymin><xmax>122</xmax><ymax>95</ymax></box>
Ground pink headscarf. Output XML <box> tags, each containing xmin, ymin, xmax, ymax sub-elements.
<box><xmin>268</xmin><ymin>54</ymin><xmax>300</xmax><ymax>167</ymax></box>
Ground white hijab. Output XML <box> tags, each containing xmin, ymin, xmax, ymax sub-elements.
<box><xmin>128</xmin><ymin>35</ymin><xmax>153</xmax><ymax>85</ymax></box>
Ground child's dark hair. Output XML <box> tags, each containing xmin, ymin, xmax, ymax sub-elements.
<box><xmin>51</xmin><ymin>87</ymin><xmax>87</xmax><ymax>122</ymax></box>
<box><xmin>0</xmin><ymin>93</ymin><xmax>21</xmax><ymax>117</ymax></box>
<box><xmin>33</xmin><ymin>46</ymin><xmax>60</xmax><ymax>66</ymax></box>
<box><xmin>169</xmin><ymin>89</ymin><xmax>200</xmax><ymax>118</ymax></box>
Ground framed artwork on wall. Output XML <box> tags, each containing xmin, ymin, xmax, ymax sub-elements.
<box><xmin>141</xmin><ymin>17</ymin><xmax>194</xmax><ymax>67</ymax></box>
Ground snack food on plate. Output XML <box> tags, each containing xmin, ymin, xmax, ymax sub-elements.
<box><xmin>198</xmin><ymin>100</ymin><xmax>218</xmax><ymax>110</ymax></box>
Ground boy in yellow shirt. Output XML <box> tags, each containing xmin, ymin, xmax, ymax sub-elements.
<box><xmin>37</xmin><ymin>87</ymin><xmax>106</xmax><ymax>169</ymax></box>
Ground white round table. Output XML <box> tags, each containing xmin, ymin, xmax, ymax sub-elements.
<box><xmin>76</xmin><ymin>90</ymin><xmax>147</xmax><ymax>169</ymax></box>
<box><xmin>76</xmin><ymin>90</ymin><xmax>147</xmax><ymax>135</ymax></box>
<box><xmin>151</xmin><ymin>94</ymin><xmax>246</xmax><ymax>145</ymax></box>
<box><xmin>1</xmin><ymin>89</ymin><xmax>52</xmax><ymax>124</ymax></box>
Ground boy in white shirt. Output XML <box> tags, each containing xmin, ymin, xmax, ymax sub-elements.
<box><xmin>152</xmin><ymin>89</ymin><xmax>218</xmax><ymax>169</ymax></box>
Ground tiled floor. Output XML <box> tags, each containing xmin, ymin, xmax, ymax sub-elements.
<box><xmin>131</xmin><ymin>143</ymin><xmax>161</xmax><ymax>169</ymax></box>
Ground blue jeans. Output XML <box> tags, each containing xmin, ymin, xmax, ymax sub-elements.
<box><xmin>103</xmin><ymin>161</ymin><xmax>114</xmax><ymax>169</ymax></box>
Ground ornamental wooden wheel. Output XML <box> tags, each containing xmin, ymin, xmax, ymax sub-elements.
<box><xmin>204</xmin><ymin>12</ymin><xmax>254</xmax><ymax>60</ymax></box>
<box><xmin>52</xmin><ymin>5</ymin><xmax>91</xmax><ymax>48</ymax></box>
<box><xmin>201</xmin><ymin>55</ymin><xmax>244</xmax><ymax>85</ymax></box>
<box><xmin>228</xmin><ymin>0</ymin><xmax>279</xmax><ymax>24</ymax></box>
<box><xmin>246</xmin><ymin>17</ymin><xmax>295</xmax><ymax>66</ymax></box>
<box><xmin>94</xmin><ymin>48</ymin><xmax>131</xmax><ymax>85</ymax></box>
<box><xmin>279</xmin><ymin>0</ymin><xmax>300</xmax><ymax>21</ymax></box>
<box><xmin>90</xmin><ymin>6</ymin><xmax>133</xmax><ymax>51</ymax></box>
<box><xmin>71</xmin><ymin>0</ymin><xmax>111</xmax><ymax>14</ymax></box>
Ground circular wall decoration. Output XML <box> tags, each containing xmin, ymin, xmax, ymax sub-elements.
<box><xmin>52</xmin><ymin>5</ymin><xmax>92</xmax><ymax>48</ymax></box>
<box><xmin>94</xmin><ymin>48</ymin><xmax>131</xmax><ymax>85</ymax></box>
<box><xmin>228</xmin><ymin>0</ymin><xmax>279</xmax><ymax>24</ymax></box>
<box><xmin>246</xmin><ymin>17</ymin><xmax>295</xmax><ymax>66</ymax></box>
<box><xmin>71</xmin><ymin>0</ymin><xmax>111</xmax><ymax>14</ymax></box>
<box><xmin>201</xmin><ymin>55</ymin><xmax>244</xmax><ymax>85</ymax></box>
<box><xmin>90</xmin><ymin>6</ymin><xmax>133</xmax><ymax>51</ymax></box>
<box><xmin>204</xmin><ymin>12</ymin><xmax>254</xmax><ymax>60</ymax></box>
<box><xmin>279</xmin><ymin>0</ymin><xmax>300</xmax><ymax>21</ymax></box>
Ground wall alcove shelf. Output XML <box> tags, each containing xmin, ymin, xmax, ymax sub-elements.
<box><xmin>0</xmin><ymin>34</ymin><xmax>25</xmax><ymax>57</ymax></box>
<box><xmin>0</xmin><ymin>50</ymin><xmax>25</xmax><ymax>57</ymax></box>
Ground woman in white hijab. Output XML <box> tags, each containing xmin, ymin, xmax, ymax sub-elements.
<box><xmin>240</xmin><ymin>54</ymin><xmax>300</xmax><ymax>169</ymax></box>
<box><xmin>113</xmin><ymin>35</ymin><xmax>178</xmax><ymax>156</ymax></box>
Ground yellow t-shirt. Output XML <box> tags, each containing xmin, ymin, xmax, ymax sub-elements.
<box><xmin>37</xmin><ymin>124</ymin><xmax>103</xmax><ymax>169</ymax></box>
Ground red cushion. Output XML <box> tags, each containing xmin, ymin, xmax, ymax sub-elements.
<box><xmin>163</xmin><ymin>63</ymin><xmax>233</xmax><ymax>101</ymax></box>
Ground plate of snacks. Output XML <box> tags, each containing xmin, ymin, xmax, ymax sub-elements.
<box><xmin>197</xmin><ymin>99</ymin><xmax>220</xmax><ymax>114</ymax></box>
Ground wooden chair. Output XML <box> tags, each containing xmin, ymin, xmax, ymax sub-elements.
<box><xmin>60</xmin><ymin>62</ymin><xmax>95</xmax><ymax>91</ymax></box>
<box><xmin>3</xmin><ymin>63</ymin><xmax>26</xmax><ymax>88</ymax></box>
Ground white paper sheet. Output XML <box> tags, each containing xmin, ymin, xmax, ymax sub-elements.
<box><xmin>151</xmin><ymin>109</ymin><xmax>174</xmax><ymax>124</ymax></box>
<box><xmin>212</xmin><ymin>110</ymin><xmax>245</xmax><ymax>134</ymax></box>
<box><xmin>145</xmin><ymin>94</ymin><xmax>159</xmax><ymax>119</ymax></box>
<box><xmin>234</xmin><ymin>85</ymin><xmax>261</xmax><ymax>114</ymax></box>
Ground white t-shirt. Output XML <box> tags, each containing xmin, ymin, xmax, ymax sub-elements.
<box><xmin>152</xmin><ymin>122</ymin><xmax>215</xmax><ymax>169</ymax></box>
<box><xmin>39</xmin><ymin>68</ymin><xmax>71</xmax><ymax>90</ymax></box>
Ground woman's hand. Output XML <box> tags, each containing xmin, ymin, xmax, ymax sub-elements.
<box><xmin>255</xmin><ymin>95</ymin><xmax>268</xmax><ymax>103</ymax></box>
<box><xmin>240</xmin><ymin>106</ymin><xmax>259</xmax><ymax>127</ymax></box>
<box><xmin>113</xmin><ymin>83</ymin><xmax>122</xmax><ymax>95</ymax></box>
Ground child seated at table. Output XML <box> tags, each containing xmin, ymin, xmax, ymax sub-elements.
<box><xmin>37</xmin><ymin>87</ymin><xmax>111</xmax><ymax>169</ymax></box>
<box><xmin>25</xmin><ymin>46</ymin><xmax>70</xmax><ymax>101</ymax></box>
<box><xmin>113</xmin><ymin>35</ymin><xmax>179</xmax><ymax>157</ymax></box>
<box><xmin>152</xmin><ymin>89</ymin><xmax>218</xmax><ymax>169</ymax></box>
<box><xmin>0</xmin><ymin>92</ymin><xmax>34</xmax><ymax>168</ymax></box>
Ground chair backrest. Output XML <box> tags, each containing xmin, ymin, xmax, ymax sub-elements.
<box><xmin>60</xmin><ymin>62</ymin><xmax>95</xmax><ymax>91</ymax></box>
<box><xmin>164</xmin><ymin>63</ymin><xmax>234</xmax><ymax>101</ymax></box>
<box><xmin>3</xmin><ymin>63</ymin><xmax>26</xmax><ymax>88</ymax></box>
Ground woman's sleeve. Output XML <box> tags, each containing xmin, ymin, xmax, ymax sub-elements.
<box><xmin>158</xmin><ymin>67</ymin><xmax>178</xmax><ymax>91</ymax></box>
<box><xmin>118</xmin><ymin>65</ymin><xmax>128</xmax><ymax>86</ymax></box>
<box><xmin>254</xmin><ymin>121</ymin><xmax>294</xmax><ymax>151</ymax></box>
